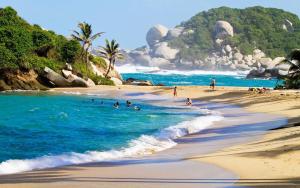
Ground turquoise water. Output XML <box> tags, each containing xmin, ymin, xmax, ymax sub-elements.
<box><xmin>0</xmin><ymin>93</ymin><xmax>203</xmax><ymax>174</ymax></box>
<box><xmin>122</xmin><ymin>73</ymin><xmax>280</xmax><ymax>88</ymax></box>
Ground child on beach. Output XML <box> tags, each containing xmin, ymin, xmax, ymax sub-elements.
<box><xmin>173</xmin><ymin>86</ymin><xmax>177</xmax><ymax>97</ymax></box>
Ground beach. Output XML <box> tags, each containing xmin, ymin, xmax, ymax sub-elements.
<box><xmin>1</xmin><ymin>85</ymin><xmax>300</xmax><ymax>188</ymax></box>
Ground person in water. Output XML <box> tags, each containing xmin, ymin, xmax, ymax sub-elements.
<box><xmin>186</xmin><ymin>98</ymin><xmax>192</xmax><ymax>106</ymax></box>
<box><xmin>113</xmin><ymin>101</ymin><xmax>120</xmax><ymax>109</ymax></box>
<box><xmin>134</xmin><ymin>106</ymin><xmax>141</xmax><ymax>111</ymax></box>
<box><xmin>173</xmin><ymin>86</ymin><xmax>178</xmax><ymax>97</ymax></box>
<box><xmin>210</xmin><ymin>78</ymin><xmax>216</xmax><ymax>91</ymax></box>
<box><xmin>126</xmin><ymin>100</ymin><xmax>132</xmax><ymax>107</ymax></box>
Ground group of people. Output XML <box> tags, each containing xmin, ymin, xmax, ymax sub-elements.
<box><xmin>113</xmin><ymin>100</ymin><xmax>141</xmax><ymax>111</ymax></box>
<box><xmin>173</xmin><ymin>78</ymin><xmax>216</xmax><ymax>106</ymax></box>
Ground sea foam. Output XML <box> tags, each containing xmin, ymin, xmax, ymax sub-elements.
<box><xmin>0</xmin><ymin>114</ymin><xmax>223</xmax><ymax>175</ymax></box>
<box><xmin>116</xmin><ymin>64</ymin><xmax>249</xmax><ymax>76</ymax></box>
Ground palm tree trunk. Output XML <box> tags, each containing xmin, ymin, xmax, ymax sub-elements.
<box><xmin>85</xmin><ymin>49</ymin><xmax>89</xmax><ymax>78</ymax></box>
<box><xmin>105</xmin><ymin>60</ymin><xmax>112</xmax><ymax>78</ymax></box>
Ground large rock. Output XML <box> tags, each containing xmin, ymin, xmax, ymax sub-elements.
<box><xmin>44</xmin><ymin>67</ymin><xmax>72</xmax><ymax>87</ymax></box>
<box><xmin>253</xmin><ymin>49</ymin><xmax>266</xmax><ymax>60</ymax></box>
<box><xmin>246</xmin><ymin>68</ymin><xmax>280</xmax><ymax>79</ymax></box>
<box><xmin>166</xmin><ymin>27</ymin><xmax>184</xmax><ymax>40</ymax></box>
<box><xmin>146</xmin><ymin>24</ymin><xmax>168</xmax><ymax>47</ymax></box>
<box><xmin>0</xmin><ymin>69</ymin><xmax>47</xmax><ymax>91</ymax></box>
<box><xmin>110</xmin><ymin>77</ymin><xmax>123</xmax><ymax>86</ymax></box>
<box><xmin>258</xmin><ymin>58</ymin><xmax>274</xmax><ymax>69</ymax></box>
<box><xmin>153</xmin><ymin>42</ymin><xmax>179</xmax><ymax>60</ymax></box>
<box><xmin>225</xmin><ymin>45</ymin><xmax>232</xmax><ymax>53</ymax></box>
<box><xmin>124</xmin><ymin>78</ymin><xmax>154</xmax><ymax>86</ymax></box>
<box><xmin>233</xmin><ymin>53</ymin><xmax>243</xmax><ymax>61</ymax></box>
<box><xmin>282</xmin><ymin>19</ymin><xmax>294</xmax><ymax>32</ymax></box>
<box><xmin>214</xmin><ymin>21</ymin><xmax>234</xmax><ymax>39</ymax></box>
<box><xmin>44</xmin><ymin>67</ymin><xmax>95</xmax><ymax>88</ymax></box>
<box><xmin>129</xmin><ymin>51</ymin><xmax>152</xmax><ymax>66</ymax></box>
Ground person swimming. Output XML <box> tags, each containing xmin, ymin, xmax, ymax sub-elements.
<box><xmin>134</xmin><ymin>106</ymin><xmax>141</xmax><ymax>111</ymax></box>
<box><xmin>126</xmin><ymin>100</ymin><xmax>132</xmax><ymax>107</ymax></box>
<box><xmin>113</xmin><ymin>101</ymin><xmax>120</xmax><ymax>109</ymax></box>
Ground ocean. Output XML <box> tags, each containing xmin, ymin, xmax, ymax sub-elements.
<box><xmin>118</xmin><ymin>64</ymin><xmax>281</xmax><ymax>88</ymax></box>
<box><xmin>0</xmin><ymin>92</ymin><xmax>221</xmax><ymax>174</ymax></box>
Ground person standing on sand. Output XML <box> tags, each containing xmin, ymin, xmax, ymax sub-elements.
<box><xmin>210</xmin><ymin>78</ymin><xmax>216</xmax><ymax>91</ymax></box>
<box><xmin>173</xmin><ymin>86</ymin><xmax>177</xmax><ymax>97</ymax></box>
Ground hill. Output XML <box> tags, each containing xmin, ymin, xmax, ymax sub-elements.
<box><xmin>0</xmin><ymin>7</ymin><xmax>117</xmax><ymax>91</ymax></box>
<box><xmin>121</xmin><ymin>6</ymin><xmax>299</xmax><ymax>75</ymax></box>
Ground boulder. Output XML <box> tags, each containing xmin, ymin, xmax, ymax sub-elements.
<box><xmin>233</xmin><ymin>53</ymin><xmax>243</xmax><ymax>61</ymax></box>
<box><xmin>244</xmin><ymin>55</ymin><xmax>253</xmax><ymax>62</ymax></box>
<box><xmin>124</xmin><ymin>78</ymin><xmax>154</xmax><ymax>86</ymax></box>
<box><xmin>68</xmin><ymin>74</ymin><xmax>95</xmax><ymax>87</ymax></box>
<box><xmin>253</xmin><ymin>49</ymin><xmax>266</xmax><ymax>60</ymax></box>
<box><xmin>282</xmin><ymin>19</ymin><xmax>294</xmax><ymax>32</ymax></box>
<box><xmin>214</xmin><ymin>21</ymin><xmax>234</xmax><ymax>39</ymax></box>
<box><xmin>258</xmin><ymin>58</ymin><xmax>274</xmax><ymax>69</ymax></box>
<box><xmin>146</xmin><ymin>24</ymin><xmax>168</xmax><ymax>47</ymax></box>
<box><xmin>65</xmin><ymin>63</ymin><xmax>73</xmax><ymax>71</ymax></box>
<box><xmin>110</xmin><ymin>77</ymin><xmax>123</xmax><ymax>86</ymax></box>
<box><xmin>272</xmin><ymin>57</ymin><xmax>285</xmax><ymax>66</ymax></box>
<box><xmin>44</xmin><ymin>67</ymin><xmax>71</xmax><ymax>87</ymax></box>
<box><xmin>62</xmin><ymin>69</ymin><xmax>72</xmax><ymax>78</ymax></box>
<box><xmin>246</xmin><ymin>68</ymin><xmax>279</xmax><ymax>79</ymax></box>
<box><xmin>153</xmin><ymin>42</ymin><xmax>179</xmax><ymax>60</ymax></box>
<box><xmin>225</xmin><ymin>45</ymin><xmax>232</xmax><ymax>53</ymax></box>
<box><xmin>166</xmin><ymin>27</ymin><xmax>184</xmax><ymax>40</ymax></box>
<box><xmin>129</xmin><ymin>51</ymin><xmax>152</xmax><ymax>66</ymax></box>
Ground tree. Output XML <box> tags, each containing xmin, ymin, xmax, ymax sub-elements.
<box><xmin>71</xmin><ymin>22</ymin><xmax>104</xmax><ymax>75</ymax></box>
<box><xmin>98</xmin><ymin>39</ymin><xmax>123</xmax><ymax>78</ymax></box>
<box><xmin>280</xmin><ymin>49</ymin><xmax>300</xmax><ymax>89</ymax></box>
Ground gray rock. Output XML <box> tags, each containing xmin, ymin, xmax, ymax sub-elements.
<box><xmin>124</xmin><ymin>78</ymin><xmax>154</xmax><ymax>86</ymax></box>
<box><xmin>65</xmin><ymin>63</ymin><xmax>73</xmax><ymax>71</ymax></box>
<box><xmin>253</xmin><ymin>49</ymin><xmax>266</xmax><ymax>60</ymax></box>
<box><xmin>282</xmin><ymin>19</ymin><xmax>294</xmax><ymax>32</ymax></box>
<box><xmin>150</xmin><ymin>57</ymin><xmax>173</xmax><ymax>69</ymax></box>
<box><xmin>110</xmin><ymin>77</ymin><xmax>123</xmax><ymax>86</ymax></box>
<box><xmin>214</xmin><ymin>21</ymin><xmax>234</xmax><ymax>39</ymax></box>
<box><xmin>166</xmin><ymin>27</ymin><xmax>184</xmax><ymax>40</ymax></box>
<box><xmin>225</xmin><ymin>45</ymin><xmax>232</xmax><ymax>53</ymax></box>
<box><xmin>258</xmin><ymin>58</ymin><xmax>274</xmax><ymax>69</ymax></box>
<box><xmin>44</xmin><ymin>67</ymin><xmax>71</xmax><ymax>87</ymax></box>
<box><xmin>62</xmin><ymin>69</ymin><xmax>72</xmax><ymax>78</ymax></box>
<box><xmin>153</xmin><ymin>42</ymin><xmax>179</xmax><ymax>60</ymax></box>
<box><xmin>146</xmin><ymin>24</ymin><xmax>168</xmax><ymax>47</ymax></box>
<box><xmin>233</xmin><ymin>53</ymin><xmax>243</xmax><ymax>61</ymax></box>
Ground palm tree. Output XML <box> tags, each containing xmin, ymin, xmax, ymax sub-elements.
<box><xmin>280</xmin><ymin>49</ymin><xmax>300</xmax><ymax>88</ymax></box>
<box><xmin>71</xmin><ymin>22</ymin><xmax>104</xmax><ymax>75</ymax></box>
<box><xmin>98</xmin><ymin>39</ymin><xmax>123</xmax><ymax>78</ymax></box>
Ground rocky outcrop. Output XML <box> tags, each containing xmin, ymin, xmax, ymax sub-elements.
<box><xmin>214</xmin><ymin>21</ymin><xmax>234</xmax><ymax>39</ymax></box>
<box><xmin>153</xmin><ymin>42</ymin><xmax>179</xmax><ymax>60</ymax></box>
<box><xmin>282</xmin><ymin>19</ymin><xmax>294</xmax><ymax>32</ymax></box>
<box><xmin>118</xmin><ymin>21</ymin><xmax>288</xmax><ymax>79</ymax></box>
<box><xmin>43</xmin><ymin>67</ymin><xmax>95</xmax><ymax>88</ymax></box>
<box><xmin>124</xmin><ymin>78</ymin><xmax>154</xmax><ymax>86</ymax></box>
<box><xmin>0</xmin><ymin>69</ymin><xmax>47</xmax><ymax>91</ymax></box>
<box><xmin>146</xmin><ymin>25</ymin><xmax>168</xmax><ymax>47</ymax></box>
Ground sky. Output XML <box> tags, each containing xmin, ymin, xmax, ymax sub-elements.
<box><xmin>0</xmin><ymin>0</ymin><xmax>299</xmax><ymax>49</ymax></box>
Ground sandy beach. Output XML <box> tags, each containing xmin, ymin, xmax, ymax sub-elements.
<box><xmin>1</xmin><ymin>85</ymin><xmax>300</xmax><ymax>188</ymax></box>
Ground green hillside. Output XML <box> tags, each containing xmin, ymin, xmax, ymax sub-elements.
<box><xmin>0</xmin><ymin>6</ymin><xmax>109</xmax><ymax>83</ymax></box>
<box><xmin>170</xmin><ymin>6</ymin><xmax>300</xmax><ymax>59</ymax></box>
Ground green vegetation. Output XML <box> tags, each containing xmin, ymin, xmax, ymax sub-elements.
<box><xmin>0</xmin><ymin>7</ymin><xmax>114</xmax><ymax>85</ymax></box>
<box><xmin>71</xmin><ymin>22</ymin><xmax>104</xmax><ymax>74</ymax></box>
<box><xmin>277</xmin><ymin>49</ymin><xmax>300</xmax><ymax>89</ymax></box>
<box><xmin>170</xmin><ymin>6</ymin><xmax>300</xmax><ymax>60</ymax></box>
<box><xmin>98</xmin><ymin>39</ymin><xmax>124</xmax><ymax>78</ymax></box>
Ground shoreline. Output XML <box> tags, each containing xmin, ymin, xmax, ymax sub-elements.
<box><xmin>0</xmin><ymin>85</ymin><xmax>299</xmax><ymax>188</ymax></box>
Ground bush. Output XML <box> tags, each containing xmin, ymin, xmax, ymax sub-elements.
<box><xmin>19</xmin><ymin>55</ymin><xmax>64</xmax><ymax>73</ymax></box>
<box><xmin>0</xmin><ymin>44</ymin><xmax>18</xmax><ymax>69</ymax></box>
<box><xmin>61</xmin><ymin>40</ymin><xmax>81</xmax><ymax>63</ymax></box>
